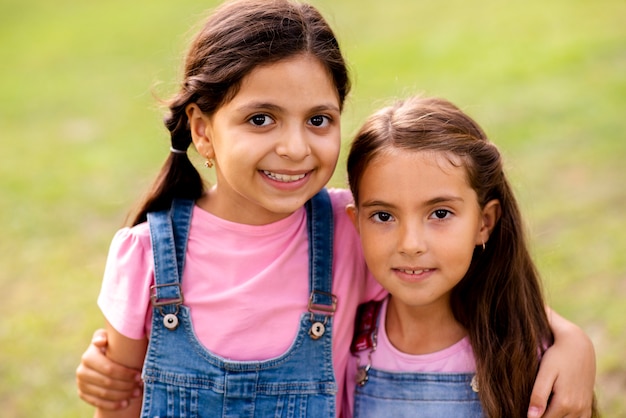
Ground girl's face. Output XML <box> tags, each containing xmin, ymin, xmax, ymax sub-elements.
<box><xmin>347</xmin><ymin>148</ymin><xmax>497</xmax><ymax>314</ymax></box>
<box><xmin>189</xmin><ymin>54</ymin><xmax>341</xmax><ymax>225</ymax></box>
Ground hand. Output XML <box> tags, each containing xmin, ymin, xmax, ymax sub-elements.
<box><xmin>527</xmin><ymin>312</ymin><xmax>597</xmax><ymax>418</ymax></box>
<box><xmin>76</xmin><ymin>329</ymin><xmax>143</xmax><ymax>410</ymax></box>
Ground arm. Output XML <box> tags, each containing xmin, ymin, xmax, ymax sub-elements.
<box><xmin>77</xmin><ymin>329</ymin><xmax>143</xmax><ymax>410</ymax></box>
<box><xmin>93</xmin><ymin>324</ymin><xmax>148</xmax><ymax>418</ymax></box>
<box><xmin>527</xmin><ymin>309</ymin><xmax>596</xmax><ymax>418</ymax></box>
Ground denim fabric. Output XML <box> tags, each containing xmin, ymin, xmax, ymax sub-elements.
<box><xmin>142</xmin><ymin>191</ymin><xmax>336</xmax><ymax>417</ymax></box>
<box><xmin>354</xmin><ymin>367</ymin><xmax>483</xmax><ymax>418</ymax></box>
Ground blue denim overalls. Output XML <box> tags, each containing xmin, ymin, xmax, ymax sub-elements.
<box><xmin>142</xmin><ymin>190</ymin><xmax>337</xmax><ymax>417</ymax></box>
<box><xmin>351</xmin><ymin>300</ymin><xmax>484</xmax><ymax>418</ymax></box>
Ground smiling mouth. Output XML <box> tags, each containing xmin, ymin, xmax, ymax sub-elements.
<box><xmin>262</xmin><ymin>170</ymin><xmax>307</xmax><ymax>182</ymax></box>
<box><xmin>396</xmin><ymin>268</ymin><xmax>432</xmax><ymax>275</ymax></box>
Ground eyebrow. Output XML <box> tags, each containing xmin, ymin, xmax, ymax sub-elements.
<box><xmin>360</xmin><ymin>195</ymin><xmax>464</xmax><ymax>208</ymax></box>
<box><xmin>236</xmin><ymin>102</ymin><xmax>283</xmax><ymax>113</ymax></box>
<box><xmin>309</xmin><ymin>104</ymin><xmax>341</xmax><ymax>113</ymax></box>
<box><xmin>236</xmin><ymin>102</ymin><xmax>340</xmax><ymax>114</ymax></box>
<box><xmin>423</xmin><ymin>195</ymin><xmax>465</xmax><ymax>205</ymax></box>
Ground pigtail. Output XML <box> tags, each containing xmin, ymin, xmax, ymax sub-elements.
<box><xmin>128</xmin><ymin>102</ymin><xmax>204</xmax><ymax>226</ymax></box>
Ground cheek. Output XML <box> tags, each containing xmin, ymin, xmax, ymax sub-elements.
<box><xmin>441</xmin><ymin>241</ymin><xmax>475</xmax><ymax>275</ymax></box>
<box><xmin>433</xmin><ymin>226</ymin><xmax>473</xmax><ymax>256</ymax></box>
<box><xmin>360</xmin><ymin>228</ymin><xmax>392</xmax><ymax>265</ymax></box>
<box><xmin>360</xmin><ymin>234</ymin><xmax>377</xmax><ymax>262</ymax></box>
<box><xmin>319</xmin><ymin>139</ymin><xmax>341</xmax><ymax>166</ymax></box>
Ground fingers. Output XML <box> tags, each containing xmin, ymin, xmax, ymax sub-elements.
<box><xmin>76</xmin><ymin>358</ymin><xmax>142</xmax><ymax>395</ymax></box>
<box><xmin>91</xmin><ymin>328</ymin><xmax>108</xmax><ymax>353</ymax></box>
<box><xmin>541</xmin><ymin>394</ymin><xmax>593</xmax><ymax>418</ymax></box>
<box><xmin>76</xmin><ymin>360</ymin><xmax>142</xmax><ymax>410</ymax></box>
<box><xmin>76</xmin><ymin>329</ymin><xmax>143</xmax><ymax>408</ymax></box>
<box><xmin>527</xmin><ymin>333</ymin><xmax>596</xmax><ymax>417</ymax></box>
<box><xmin>78</xmin><ymin>389</ymin><xmax>130</xmax><ymax>411</ymax></box>
<box><xmin>528</xmin><ymin>374</ymin><xmax>593</xmax><ymax>418</ymax></box>
<box><xmin>80</xmin><ymin>331</ymin><xmax>142</xmax><ymax>384</ymax></box>
<box><xmin>527</xmin><ymin>360</ymin><xmax>554</xmax><ymax>418</ymax></box>
<box><xmin>77</xmin><ymin>375</ymin><xmax>141</xmax><ymax>404</ymax></box>
<box><xmin>533</xmin><ymin>311</ymin><xmax>597</xmax><ymax>418</ymax></box>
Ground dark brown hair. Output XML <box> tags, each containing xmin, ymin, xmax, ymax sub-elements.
<box><xmin>348</xmin><ymin>96</ymin><xmax>555</xmax><ymax>417</ymax></box>
<box><xmin>130</xmin><ymin>0</ymin><xmax>350</xmax><ymax>225</ymax></box>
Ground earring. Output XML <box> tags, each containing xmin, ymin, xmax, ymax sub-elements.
<box><xmin>204</xmin><ymin>157</ymin><xmax>214</xmax><ymax>168</ymax></box>
<box><xmin>482</xmin><ymin>240</ymin><xmax>486</xmax><ymax>251</ymax></box>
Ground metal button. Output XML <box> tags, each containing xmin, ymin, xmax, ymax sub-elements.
<box><xmin>309</xmin><ymin>321</ymin><xmax>325</xmax><ymax>339</ymax></box>
<box><xmin>163</xmin><ymin>313</ymin><xmax>179</xmax><ymax>330</ymax></box>
<box><xmin>356</xmin><ymin>366</ymin><xmax>369</xmax><ymax>386</ymax></box>
<box><xmin>471</xmin><ymin>375</ymin><xmax>479</xmax><ymax>392</ymax></box>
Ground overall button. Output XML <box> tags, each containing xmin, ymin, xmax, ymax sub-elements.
<box><xmin>471</xmin><ymin>375</ymin><xmax>480</xmax><ymax>392</ymax></box>
<box><xmin>309</xmin><ymin>321</ymin><xmax>325</xmax><ymax>339</ymax></box>
<box><xmin>163</xmin><ymin>313</ymin><xmax>179</xmax><ymax>330</ymax></box>
<box><xmin>356</xmin><ymin>366</ymin><xmax>369</xmax><ymax>386</ymax></box>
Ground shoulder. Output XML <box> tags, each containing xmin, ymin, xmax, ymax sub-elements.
<box><xmin>326</xmin><ymin>188</ymin><xmax>354</xmax><ymax>223</ymax></box>
<box><xmin>108</xmin><ymin>223</ymin><xmax>151</xmax><ymax>254</ymax></box>
<box><xmin>99</xmin><ymin>223</ymin><xmax>154</xmax><ymax>340</ymax></box>
<box><xmin>326</xmin><ymin>187</ymin><xmax>354</xmax><ymax>209</ymax></box>
<box><xmin>103</xmin><ymin>223</ymin><xmax>153</xmax><ymax>283</ymax></box>
<box><xmin>324</xmin><ymin>188</ymin><xmax>357</xmax><ymax>236</ymax></box>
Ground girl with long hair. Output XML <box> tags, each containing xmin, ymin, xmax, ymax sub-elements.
<box><xmin>346</xmin><ymin>96</ymin><xmax>598</xmax><ymax>417</ymax></box>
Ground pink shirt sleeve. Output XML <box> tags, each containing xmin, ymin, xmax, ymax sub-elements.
<box><xmin>97</xmin><ymin>224</ymin><xmax>154</xmax><ymax>340</ymax></box>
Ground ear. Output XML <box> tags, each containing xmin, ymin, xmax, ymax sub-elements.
<box><xmin>186</xmin><ymin>103</ymin><xmax>215</xmax><ymax>160</ymax></box>
<box><xmin>476</xmin><ymin>199</ymin><xmax>501</xmax><ymax>246</ymax></box>
<box><xmin>345</xmin><ymin>204</ymin><xmax>360</xmax><ymax>233</ymax></box>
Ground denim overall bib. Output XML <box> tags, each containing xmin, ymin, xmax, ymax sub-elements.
<box><xmin>142</xmin><ymin>190</ymin><xmax>337</xmax><ymax>418</ymax></box>
<box><xmin>352</xmin><ymin>300</ymin><xmax>484</xmax><ymax>418</ymax></box>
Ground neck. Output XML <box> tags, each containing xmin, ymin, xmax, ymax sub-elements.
<box><xmin>385</xmin><ymin>295</ymin><xmax>467</xmax><ymax>355</ymax></box>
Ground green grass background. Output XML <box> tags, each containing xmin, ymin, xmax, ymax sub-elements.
<box><xmin>1</xmin><ymin>0</ymin><xmax>624</xmax><ymax>416</ymax></box>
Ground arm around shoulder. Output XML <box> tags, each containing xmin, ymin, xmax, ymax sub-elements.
<box><xmin>94</xmin><ymin>322</ymin><xmax>148</xmax><ymax>418</ymax></box>
<box><xmin>76</xmin><ymin>329</ymin><xmax>143</xmax><ymax>410</ymax></box>
<box><xmin>527</xmin><ymin>308</ymin><xmax>597</xmax><ymax>418</ymax></box>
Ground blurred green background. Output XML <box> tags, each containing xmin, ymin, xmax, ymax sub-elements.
<box><xmin>1</xmin><ymin>0</ymin><xmax>624</xmax><ymax>416</ymax></box>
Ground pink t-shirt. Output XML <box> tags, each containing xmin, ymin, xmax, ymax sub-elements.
<box><xmin>345</xmin><ymin>297</ymin><xmax>476</xmax><ymax>416</ymax></box>
<box><xmin>98</xmin><ymin>188</ymin><xmax>384</xmax><ymax>418</ymax></box>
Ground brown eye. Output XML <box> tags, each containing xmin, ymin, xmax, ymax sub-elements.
<box><xmin>432</xmin><ymin>209</ymin><xmax>451</xmax><ymax>220</ymax></box>
<box><xmin>249</xmin><ymin>114</ymin><xmax>273</xmax><ymax>126</ymax></box>
<box><xmin>372</xmin><ymin>212</ymin><xmax>393</xmax><ymax>223</ymax></box>
<box><xmin>308</xmin><ymin>115</ymin><xmax>329</xmax><ymax>127</ymax></box>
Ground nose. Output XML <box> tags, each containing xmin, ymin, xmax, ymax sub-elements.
<box><xmin>275</xmin><ymin>125</ymin><xmax>311</xmax><ymax>161</ymax></box>
<box><xmin>398</xmin><ymin>221</ymin><xmax>427</xmax><ymax>255</ymax></box>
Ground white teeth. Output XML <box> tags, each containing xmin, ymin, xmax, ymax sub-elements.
<box><xmin>263</xmin><ymin>170</ymin><xmax>306</xmax><ymax>182</ymax></box>
<box><xmin>399</xmin><ymin>269</ymin><xmax>430</xmax><ymax>275</ymax></box>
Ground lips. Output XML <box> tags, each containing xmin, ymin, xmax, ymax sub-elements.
<box><xmin>396</xmin><ymin>268</ymin><xmax>432</xmax><ymax>275</ymax></box>
<box><xmin>262</xmin><ymin>170</ymin><xmax>307</xmax><ymax>182</ymax></box>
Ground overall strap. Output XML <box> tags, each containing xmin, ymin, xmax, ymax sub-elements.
<box><xmin>350</xmin><ymin>298</ymin><xmax>384</xmax><ymax>386</ymax></box>
<box><xmin>351</xmin><ymin>299</ymin><xmax>384</xmax><ymax>354</ymax></box>
<box><xmin>147</xmin><ymin>199</ymin><xmax>194</xmax><ymax>311</ymax></box>
<box><xmin>305</xmin><ymin>189</ymin><xmax>336</xmax><ymax>315</ymax></box>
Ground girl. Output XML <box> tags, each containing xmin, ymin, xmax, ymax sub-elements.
<box><xmin>79</xmin><ymin>0</ymin><xmax>596</xmax><ymax>417</ymax></box>
<box><xmin>345</xmin><ymin>96</ymin><xmax>598</xmax><ymax>417</ymax></box>
<box><xmin>93</xmin><ymin>0</ymin><xmax>370</xmax><ymax>416</ymax></box>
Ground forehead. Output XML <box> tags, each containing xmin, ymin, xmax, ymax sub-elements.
<box><xmin>359</xmin><ymin>149</ymin><xmax>473</xmax><ymax>201</ymax></box>
<box><xmin>233</xmin><ymin>54</ymin><xmax>339</xmax><ymax>104</ymax></box>
<box><xmin>368</xmin><ymin>148</ymin><xmax>466</xmax><ymax>178</ymax></box>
